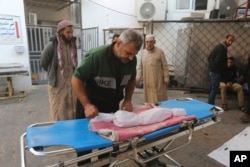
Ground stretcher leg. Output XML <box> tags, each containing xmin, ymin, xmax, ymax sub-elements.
<box><xmin>0</xmin><ymin>76</ymin><xmax>27</xmax><ymax>102</ymax></box>
<box><xmin>7</xmin><ymin>77</ymin><xmax>14</xmax><ymax>97</ymax></box>
<box><xmin>163</xmin><ymin>154</ymin><xmax>183</xmax><ymax>167</ymax></box>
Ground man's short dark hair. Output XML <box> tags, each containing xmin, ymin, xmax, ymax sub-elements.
<box><xmin>226</xmin><ymin>34</ymin><xmax>234</xmax><ymax>39</ymax></box>
<box><xmin>112</xmin><ymin>34</ymin><xmax>120</xmax><ymax>40</ymax></box>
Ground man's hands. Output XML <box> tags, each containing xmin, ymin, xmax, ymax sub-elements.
<box><xmin>121</xmin><ymin>100</ymin><xmax>133</xmax><ymax>112</ymax></box>
<box><xmin>226</xmin><ymin>82</ymin><xmax>233</xmax><ymax>88</ymax></box>
<box><xmin>84</xmin><ymin>100</ymin><xmax>133</xmax><ymax>119</ymax></box>
<box><xmin>84</xmin><ymin>103</ymin><xmax>99</xmax><ymax>119</ymax></box>
<box><xmin>164</xmin><ymin>81</ymin><xmax>169</xmax><ymax>88</ymax></box>
<box><xmin>135</xmin><ymin>79</ymin><xmax>141</xmax><ymax>87</ymax></box>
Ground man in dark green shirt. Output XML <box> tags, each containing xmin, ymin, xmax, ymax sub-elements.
<box><xmin>72</xmin><ymin>29</ymin><xmax>143</xmax><ymax>119</ymax></box>
<box><xmin>72</xmin><ymin>29</ymin><xmax>143</xmax><ymax>166</ymax></box>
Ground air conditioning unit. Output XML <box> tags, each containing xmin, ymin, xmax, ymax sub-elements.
<box><xmin>28</xmin><ymin>13</ymin><xmax>37</xmax><ymax>25</ymax></box>
<box><xmin>190</xmin><ymin>12</ymin><xmax>205</xmax><ymax>18</ymax></box>
<box><xmin>136</xmin><ymin>0</ymin><xmax>167</xmax><ymax>21</ymax></box>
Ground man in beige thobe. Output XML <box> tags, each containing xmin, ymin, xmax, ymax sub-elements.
<box><xmin>136</xmin><ymin>34</ymin><xmax>169</xmax><ymax>104</ymax></box>
<box><xmin>41</xmin><ymin>20</ymin><xmax>77</xmax><ymax>121</ymax></box>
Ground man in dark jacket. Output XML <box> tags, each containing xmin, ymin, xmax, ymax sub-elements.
<box><xmin>219</xmin><ymin>57</ymin><xmax>245</xmax><ymax>111</ymax></box>
<box><xmin>40</xmin><ymin>19</ymin><xmax>78</xmax><ymax>121</ymax></box>
<box><xmin>207</xmin><ymin>34</ymin><xmax>234</xmax><ymax>105</ymax></box>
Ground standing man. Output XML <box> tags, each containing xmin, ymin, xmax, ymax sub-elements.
<box><xmin>72</xmin><ymin>29</ymin><xmax>143</xmax><ymax>119</ymax></box>
<box><xmin>208</xmin><ymin>34</ymin><xmax>235</xmax><ymax>105</ymax></box>
<box><xmin>136</xmin><ymin>34</ymin><xmax>169</xmax><ymax>104</ymax></box>
<box><xmin>41</xmin><ymin>19</ymin><xmax>78</xmax><ymax>121</ymax></box>
<box><xmin>72</xmin><ymin>29</ymin><xmax>143</xmax><ymax>166</ymax></box>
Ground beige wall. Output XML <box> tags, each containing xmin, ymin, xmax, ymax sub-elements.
<box><xmin>24</xmin><ymin>6</ymin><xmax>71</xmax><ymax>26</ymax></box>
<box><xmin>0</xmin><ymin>0</ymin><xmax>32</xmax><ymax>91</ymax></box>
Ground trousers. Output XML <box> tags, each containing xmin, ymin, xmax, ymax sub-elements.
<box><xmin>208</xmin><ymin>72</ymin><xmax>221</xmax><ymax>105</ymax></box>
<box><xmin>220</xmin><ymin>82</ymin><xmax>244</xmax><ymax>107</ymax></box>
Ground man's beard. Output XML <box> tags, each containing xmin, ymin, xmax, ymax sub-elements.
<box><xmin>62</xmin><ymin>35</ymin><xmax>71</xmax><ymax>43</ymax></box>
<box><xmin>116</xmin><ymin>51</ymin><xmax>129</xmax><ymax>64</ymax></box>
<box><xmin>146</xmin><ymin>46</ymin><xmax>154</xmax><ymax>51</ymax></box>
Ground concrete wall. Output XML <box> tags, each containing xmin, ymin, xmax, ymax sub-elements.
<box><xmin>24</xmin><ymin>5</ymin><xmax>71</xmax><ymax>26</ymax></box>
<box><xmin>80</xmin><ymin>0</ymin><xmax>241</xmax><ymax>44</ymax></box>
<box><xmin>0</xmin><ymin>0</ymin><xmax>31</xmax><ymax>91</ymax></box>
<box><xmin>81</xmin><ymin>0</ymin><xmax>142</xmax><ymax>45</ymax></box>
<box><xmin>167</xmin><ymin>0</ymin><xmax>215</xmax><ymax>20</ymax></box>
<box><xmin>25</xmin><ymin>7</ymin><xmax>71</xmax><ymax>25</ymax></box>
<box><xmin>167</xmin><ymin>0</ymin><xmax>242</xmax><ymax>20</ymax></box>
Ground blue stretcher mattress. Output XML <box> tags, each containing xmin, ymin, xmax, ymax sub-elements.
<box><xmin>26</xmin><ymin>99</ymin><xmax>215</xmax><ymax>152</ymax></box>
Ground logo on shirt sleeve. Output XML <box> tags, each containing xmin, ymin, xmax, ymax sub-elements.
<box><xmin>120</xmin><ymin>75</ymin><xmax>131</xmax><ymax>86</ymax></box>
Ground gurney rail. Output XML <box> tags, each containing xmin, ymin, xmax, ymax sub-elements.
<box><xmin>21</xmin><ymin>118</ymin><xmax>219</xmax><ymax>167</ymax></box>
<box><xmin>20</xmin><ymin>99</ymin><xmax>222</xmax><ymax>167</ymax></box>
<box><xmin>20</xmin><ymin>120</ymin><xmax>195</xmax><ymax>167</ymax></box>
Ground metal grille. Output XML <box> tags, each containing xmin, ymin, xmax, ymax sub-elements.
<box><xmin>27</xmin><ymin>25</ymin><xmax>55</xmax><ymax>84</ymax></box>
<box><xmin>81</xmin><ymin>27</ymin><xmax>99</xmax><ymax>60</ymax></box>
<box><xmin>151</xmin><ymin>20</ymin><xmax>250</xmax><ymax>91</ymax></box>
<box><xmin>26</xmin><ymin>21</ymin><xmax>250</xmax><ymax>89</ymax></box>
<box><xmin>27</xmin><ymin>25</ymin><xmax>54</xmax><ymax>54</ymax></box>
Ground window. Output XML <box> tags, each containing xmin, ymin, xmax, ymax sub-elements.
<box><xmin>194</xmin><ymin>0</ymin><xmax>208</xmax><ymax>10</ymax></box>
<box><xmin>70</xmin><ymin>3</ymin><xmax>81</xmax><ymax>25</ymax></box>
<box><xmin>176</xmin><ymin>0</ymin><xmax>208</xmax><ymax>10</ymax></box>
<box><xmin>176</xmin><ymin>0</ymin><xmax>191</xmax><ymax>10</ymax></box>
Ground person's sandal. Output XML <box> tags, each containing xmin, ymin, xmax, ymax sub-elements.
<box><xmin>239</xmin><ymin>106</ymin><xmax>246</xmax><ymax>113</ymax></box>
<box><xmin>222</xmin><ymin>104</ymin><xmax>228</xmax><ymax>111</ymax></box>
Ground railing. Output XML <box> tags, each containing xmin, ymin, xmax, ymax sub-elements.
<box><xmin>27</xmin><ymin>21</ymin><xmax>250</xmax><ymax>91</ymax></box>
<box><xmin>27</xmin><ymin>25</ymin><xmax>54</xmax><ymax>84</ymax></box>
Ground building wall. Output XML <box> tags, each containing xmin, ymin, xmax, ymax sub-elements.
<box><xmin>24</xmin><ymin>1</ymin><xmax>82</xmax><ymax>28</ymax></box>
<box><xmin>81</xmin><ymin>0</ymin><xmax>142</xmax><ymax>45</ymax></box>
<box><xmin>167</xmin><ymin>0</ymin><xmax>215</xmax><ymax>20</ymax></box>
<box><xmin>0</xmin><ymin>0</ymin><xmax>31</xmax><ymax>91</ymax></box>
<box><xmin>24</xmin><ymin>6</ymin><xmax>71</xmax><ymax>26</ymax></box>
<box><xmin>81</xmin><ymin>0</ymin><xmax>241</xmax><ymax>44</ymax></box>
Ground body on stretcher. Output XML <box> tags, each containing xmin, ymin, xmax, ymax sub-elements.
<box><xmin>20</xmin><ymin>98</ymin><xmax>223</xmax><ymax>167</ymax></box>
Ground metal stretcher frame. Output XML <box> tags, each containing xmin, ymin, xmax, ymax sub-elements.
<box><xmin>20</xmin><ymin>98</ymin><xmax>223</xmax><ymax>167</ymax></box>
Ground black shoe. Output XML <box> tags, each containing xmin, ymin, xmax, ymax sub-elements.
<box><xmin>222</xmin><ymin>104</ymin><xmax>228</xmax><ymax>111</ymax></box>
